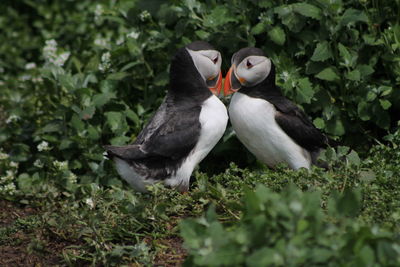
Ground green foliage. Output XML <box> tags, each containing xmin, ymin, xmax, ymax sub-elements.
<box><xmin>181</xmin><ymin>184</ymin><xmax>400</xmax><ymax>266</ymax></box>
<box><xmin>1</xmin><ymin>0</ymin><xmax>400</xmax><ymax>186</ymax></box>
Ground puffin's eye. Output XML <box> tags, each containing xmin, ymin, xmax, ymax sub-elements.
<box><xmin>213</xmin><ymin>56</ymin><xmax>218</xmax><ymax>64</ymax></box>
<box><xmin>246</xmin><ymin>60</ymin><xmax>253</xmax><ymax>68</ymax></box>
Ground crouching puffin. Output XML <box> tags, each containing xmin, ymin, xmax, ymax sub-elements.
<box><xmin>105</xmin><ymin>41</ymin><xmax>228</xmax><ymax>192</ymax></box>
<box><xmin>224</xmin><ymin>47</ymin><xmax>329</xmax><ymax>170</ymax></box>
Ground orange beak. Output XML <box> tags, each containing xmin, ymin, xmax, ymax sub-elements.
<box><xmin>223</xmin><ymin>66</ymin><xmax>238</xmax><ymax>96</ymax></box>
<box><xmin>209</xmin><ymin>72</ymin><xmax>223</xmax><ymax>95</ymax></box>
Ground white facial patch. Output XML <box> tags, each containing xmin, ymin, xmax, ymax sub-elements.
<box><xmin>235</xmin><ymin>56</ymin><xmax>271</xmax><ymax>87</ymax></box>
<box><xmin>186</xmin><ymin>49</ymin><xmax>221</xmax><ymax>81</ymax></box>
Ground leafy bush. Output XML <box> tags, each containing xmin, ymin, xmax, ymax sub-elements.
<box><xmin>181</xmin><ymin>184</ymin><xmax>400</xmax><ymax>266</ymax></box>
<box><xmin>1</xmin><ymin>0</ymin><xmax>400</xmax><ymax>188</ymax></box>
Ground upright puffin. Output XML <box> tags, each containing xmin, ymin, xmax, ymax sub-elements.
<box><xmin>105</xmin><ymin>41</ymin><xmax>228</xmax><ymax>192</ymax></box>
<box><xmin>224</xmin><ymin>47</ymin><xmax>329</xmax><ymax>170</ymax></box>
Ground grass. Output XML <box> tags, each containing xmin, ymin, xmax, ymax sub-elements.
<box><xmin>1</xmin><ymin>136</ymin><xmax>399</xmax><ymax>265</ymax></box>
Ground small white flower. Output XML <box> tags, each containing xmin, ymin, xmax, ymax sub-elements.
<box><xmin>32</xmin><ymin>77</ymin><xmax>44</xmax><ymax>83</ymax></box>
<box><xmin>43</xmin><ymin>39</ymin><xmax>70</xmax><ymax>67</ymax></box>
<box><xmin>9</xmin><ymin>161</ymin><xmax>19</xmax><ymax>169</ymax></box>
<box><xmin>53</xmin><ymin>160</ymin><xmax>68</xmax><ymax>171</ymax></box>
<box><xmin>46</xmin><ymin>39</ymin><xmax>57</xmax><ymax>48</ymax></box>
<box><xmin>2</xmin><ymin>183</ymin><xmax>16</xmax><ymax>195</ymax></box>
<box><xmin>34</xmin><ymin>159</ymin><xmax>44</xmax><ymax>168</ymax></box>
<box><xmin>68</xmin><ymin>172</ymin><xmax>77</xmax><ymax>184</ymax></box>
<box><xmin>19</xmin><ymin>74</ymin><xmax>31</xmax><ymax>81</ymax></box>
<box><xmin>94</xmin><ymin>4</ymin><xmax>103</xmax><ymax>17</ymax></box>
<box><xmin>139</xmin><ymin>10</ymin><xmax>151</xmax><ymax>21</ymax></box>
<box><xmin>94</xmin><ymin>36</ymin><xmax>108</xmax><ymax>47</ymax></box>
<box><xmin>258</xmin><ymin>12</ymin><xmax>266</xmax><ymax>21</ymax></box>
<box><xmin>43</xmin><ymin>39</ymin><xmax>58</xmax><ymax>62</ymax></box>
<box><xmin>0</xmin><ymin>152</ymin><xmax>9</xmax><ymax>160</ymax></box>
<box><xmin>6</xmin><ymin>114</ymin><xmax>20</xmax><ymax>124</ymax></box>
<box><xmin>101</xmin><ymin>51</ymin><xmax>111</xmax><ymax>63</ymax></box>
<box><xmin>102</xmin><ymin>151</ymin><xmax>109</xmax><ymax>160</ymax></box>
<box><xmin>0</xmin><ymin>67</ymin><xmax>4</xmax><ymax>73</ymax></box>
<box><xmin>99</xmin><ymin>52</ymin><xmax>111</xmax><ymax>72</ymax></box>
<box><xmin>1</xmin><ymin>170</ymin><xmax>14</xmax><ymax>183</ymax></box>
<box><xmin>281</xmin><ymin>71</ymin><xmax>290</xmax><ymax>82</ymax></box>
<box><xmin>126</xmin><ymin>30</ymin><xmax>139</xmax><ymax>39</ymax></box>
<box><xmin>85</xmin><ymin>198</ymin><xmax>95</xmax><ymax>209</ymax></box>
<box><xmin>116</xmin><ymin>36</ymin><xmax>125</xmax><ymax>45</ymax></box>
<box><xmin>37</xmin><ymin>141</ymin><xmax>51</xmax><ymax>151</ymax></box>
<box><xmin>53</xmin><ymin>51</ymin><xmax>70</xmax><ymax>67</ymax></box>
<box><xmin>25</xmin><ymin>62</ymin><xmax>37</xmax><ymax>70</ymax></box>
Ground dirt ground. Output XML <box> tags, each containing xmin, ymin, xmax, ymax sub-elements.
<box><xmin>0</xmin><ymin>200</ymin><xmax>65</xmax><ymax>266</ymax></box>
<box><xmin>0</xmin><ymin>200</ymin><xmax>186</xmax><ymax>266</ymax></box>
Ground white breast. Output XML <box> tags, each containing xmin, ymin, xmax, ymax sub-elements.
<box><xmin>165</xmin><ymin>95</ymin><xmax>228</xmax><ymax>190</ymax></box>
<box><xmin>229</xmin><ymin>92</ymin><xmax>311</xmax><ymax>170</ymax></box>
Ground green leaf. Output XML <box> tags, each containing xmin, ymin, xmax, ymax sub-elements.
<box><xmin>379</xmin><ymin>99</ymin><xmax>392</xmax><ymax>110</ymax></box>
<box><xmin>379</xmin><ymin>86</ymin><xmax>392</xmax><ymax>96</ymax></box>
<box><xmin>251</xmin><ymin>23</ymin><xmax>267</xmax><ymax>35</ymax></box>
<box><xmin>247</xmin><ymin>247</ymin><xmax>284</xmax><ymax>266</ymax></box>
<box><xmin>357</xmin><ymin>64</ymin><xmax>374</xmax><ymax>77</ymax></box>
<box><xmin>346</xmin><ymin>70</ymin><xmax>361</xmax><ymax>81</ymax></box>
<box><xmin>336</xmin><ymin>188</ymin><xmax>362</xmax><ymax>217</ymax></box>
<box><xmin>359</xmin><ymin>170</ymin><xmax>376</xmax><ymax>183</ymax></box>
<box><xmin>17</xmin><ymin>173</ymin><xmax>33</xmax><ymax>193</ymax></box>
<box><xmin>338</xmin><ymin>43</ymin><xmax>356</xmax><ymax>68</ymax></box>
<box><xmin>110</xmin><ymin>136</ymin><xmax>130</xmax><ymax>145</ymax></box>
<box><xmin>59</xmin><ymin>139</ymin><xmax>73</xmax><ymax>150</ymax></box>
<box><xmin>40</xmin><ymin>121</ymin><xmax>63</xmax><ymax>133</ymax></box>
<box><xmin>340</xmin><ymin>8</ymin><xmax>368</xmax><ymax>27</ymax></box>
<box><xmin>296</xmin><ymin>78</ymin><xmax>314</xmax><ymax>104</ymax></box>
<box><xmin>268</xmin><ymin>26</ymin><xmax>286</xmax><ymax>45</ymax></box>
<box><xmin>203</xmin><ymin>6</ymin><xmax>235</xmax><ymax>28</ymax></box>
<box><xmin>126</xmin><ymin>109</ymin><xmax>140</xmax><ymax>125</ymax></box>
<box><xmin>59</xmin><ymin>74</ymin><xmax>77</xmax><ymax>92</ymax></box>
<box><xmin>87</xmin><ymin>125</ymin><xmax>100</xmax><ymax>140</ymax></box>
<box><xmin>366</xmin><ymin>92</ymin><xmax>377</xmax><ymax>102</ymax></box>
<box><xmin>359</xmin><ymin>245</ymin><xmax>375</xmax><ymax>265</ymax></box>
<box><xmin>313</xmin><ymin>118</ymin><xmax>325</xmax><ymax>129</ymax></box>
<box><xmin>357</xmin><ymin>101</ymin><xmax>370</xmax><ymax>121</ymax></box>
<box><xmin>105</xmin><ymin>111</ymin><xmax>128</xmax><ymax>135</ymax></box>
<box><xmin>92</xmin><ymin>92</ymin><xmax>116</xmax><ymax>107</ymax></box>
<box><xmin>153</xmin><ymin>71</ymin><xmax>169</xmax><ymax>87</ymax></box>
<box><xmin>106</xmin><ymin>72</ymin><xmax>129</xmax><ymax>80</ymax></box>
<box><xmin>315</xmin><ymin>67</ymin><xmax>339</xmax><ymax>81</ymax></box>
<box><xmin>195</xmin><ymin>30</ymin><xmax>210</xmax><ymax>39</ymax></box>
<box><xmin>274</xmin><ymin>6</ymin><xmax>306</xmax><ymax>32</ymax></box>
<box><xmin>347</xmin><ymin>150</ymin><xmax>361</xmax><ymax>166</ymax></box>
<box><xmin>292</xmin><ymin>3</ymin><xmax>322</xmax><ymax>19</ymax></box>
<box><xmin>326</xmin><ymin>117</ymin><xmax>345</xmax><ymax>135</ymax></box>
<box><xmin>311</xmin><ymin>41</ymin><xmax>333</xmax><ymax>62</ymax></box>
<box><xmin>80</xmin><ymin>106</ymin><xmax>95</xmax><ymax>120</ymax></box>
<box><xmin>70</xmin><ymin>114</ymin><xmax>85</xmax><ymax>132</ymax></box>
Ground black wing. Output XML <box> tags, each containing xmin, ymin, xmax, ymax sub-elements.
<box><xmin>105</xmin><ymin>101</ymin><xmax>201</xmax><ymax>161</ymax></box>
<box><xmin>267</xmin><ymin>96</ymin><xmax>328</xmax><ymax>151</ymax></box>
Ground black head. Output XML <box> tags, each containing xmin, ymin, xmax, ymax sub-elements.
<box><xmin>224</xmin><ymin>47</ymin><xmax>279</xmax><ymax>97</ymax></box>
<box><xmin>169</xmin><ymin>41</ymin><xmax>222</xmax><ymax>102</ymax></box>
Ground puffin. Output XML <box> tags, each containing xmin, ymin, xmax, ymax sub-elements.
<box><xmin>104</xmin><ymin>41</ymin><xmax>228</xmax><ymax>192</ymax></box>
<box><xmin>223</xmin><ymin>47</ymin><xmax>329</xmax><ymax>170</ymax></box>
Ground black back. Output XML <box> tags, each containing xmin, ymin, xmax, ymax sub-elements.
<box><xmin>234</xmin><ymin>48</ymin><xmax>328</xmax><ymax>153</ymax></box>
<box><xmin>105</xmin><ymin>41</ymin><xmax>214</xmax><ymax>180</ymax></box>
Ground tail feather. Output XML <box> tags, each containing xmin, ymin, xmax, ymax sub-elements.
<box><xmin>103</xmin><ymin>144</ymin><xmax>146</xmax><ymax>160</ymax></box>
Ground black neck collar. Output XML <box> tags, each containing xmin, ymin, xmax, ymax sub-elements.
<box><xmin>238</xmin><ymin>64</ymin><xmax>283</xmax><ymax>100</ymax></box>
